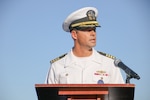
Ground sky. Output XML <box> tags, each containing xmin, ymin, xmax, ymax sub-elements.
<box><xmin>0</xmin><ymin>0</ymin><xmax>150</xmax><ymax>100</ymax></box>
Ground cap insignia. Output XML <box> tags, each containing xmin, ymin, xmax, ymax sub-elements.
<box><xmin>86</xmin><ymin>10</ymin><xmax>96</xmax><ymax>20</ymax></box>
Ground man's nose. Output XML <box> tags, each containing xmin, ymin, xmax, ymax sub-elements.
<box><xmin>90</xmin><ymin>30</ymin><xmax>96</xmax><ymax>36</ymax></box>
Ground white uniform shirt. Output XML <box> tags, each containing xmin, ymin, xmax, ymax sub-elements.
<box><xmin>46</xmin><ymin>49</ymin><xmax>124</xmax><ymax>84</ymax></box>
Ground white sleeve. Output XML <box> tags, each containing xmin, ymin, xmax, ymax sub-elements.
<box><xmin>45</xmin><ymin>64</ymin><xmax>57</xmax><ymax>84</ymax></box>
<box><xmin>111</xmin><ymin>66</ymin><xmax>125</xmax><ymax>84</ymax></box>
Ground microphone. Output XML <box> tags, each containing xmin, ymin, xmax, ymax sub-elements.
<box><xmin>114</xmin><ymin>59</ymin><xmax>140</xmax><ymax>80</ymax></box>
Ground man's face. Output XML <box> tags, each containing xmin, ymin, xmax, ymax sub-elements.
<box><xmin>73</xmin><ymin>27</ymin><xmax>97</xmax><ymax>49</ymax></box>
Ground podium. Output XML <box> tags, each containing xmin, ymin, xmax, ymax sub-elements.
<box><xmin>35</xmin><ymin>84</ymin><xmax>135</xmax><ymax>100</ymax></box>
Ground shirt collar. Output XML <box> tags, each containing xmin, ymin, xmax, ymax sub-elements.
<box><xmin>64</xmin><ymin>48</ymin><xmax>102</xmax><ymax>67</ymax></box>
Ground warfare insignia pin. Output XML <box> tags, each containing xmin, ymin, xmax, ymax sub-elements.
<box><xmin>94</xmin><ymin>70</ymin><xmax>109</xmax><ymax>76</ymax></box>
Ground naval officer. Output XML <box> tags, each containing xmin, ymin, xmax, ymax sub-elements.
<box><xmin>46</xmin><ymin>7</ymin><xmax>124</xmax><ymax>84</ymax></box>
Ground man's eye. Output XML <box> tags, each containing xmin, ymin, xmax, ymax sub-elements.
<box><xmin>88</xmin><ymin>29</ymin><xmax>96</xmax><ymax>32</ymax></box>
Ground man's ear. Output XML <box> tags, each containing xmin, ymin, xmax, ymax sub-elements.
<box><xmin>71</xmin><ymin>30</ymin><xmax>77</xmax><ymax>40</ymax></box>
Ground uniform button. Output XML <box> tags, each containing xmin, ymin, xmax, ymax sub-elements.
<box><xmin>65</xmin><ymin>73</ymin><xmax>68</xmax><ymax>76</ymax></box>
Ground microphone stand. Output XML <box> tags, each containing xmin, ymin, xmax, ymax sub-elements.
<box><xmin>126</xmin><ymin>74</ymin><xmax>132</xmax><ymax>83</ymax></box>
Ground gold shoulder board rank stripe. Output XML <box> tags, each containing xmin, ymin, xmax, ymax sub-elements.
<box><xmin>50</xmin><ymin>53</ymin><xmax>67</xmax><ymax>64</ymax></box>
<box><xmin>97</xmin><ymin>51</ymin><xmax>116</xmax><ymax>60</ymax></box>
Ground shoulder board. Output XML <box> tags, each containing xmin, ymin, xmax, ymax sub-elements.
<box><xmin>97</xmin><ymin>51</ymin><xmax>116</xmax><ymax>60</ymax></box>
<box><xmin>50</xmin><ymin>53</ymin><xmax>67</xmax><ymax>64</ymax></box>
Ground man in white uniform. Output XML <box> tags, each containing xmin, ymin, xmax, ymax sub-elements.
<box><xmin>46</xmin><ymin>7</ymin><xmax>124</xmax><ymax>84</ymax></box>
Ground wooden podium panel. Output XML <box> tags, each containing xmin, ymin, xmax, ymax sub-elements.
<box><xmin>35</xmin><ymin>84</ymin><xmax>135</xmax><ymax>100</ymax></box>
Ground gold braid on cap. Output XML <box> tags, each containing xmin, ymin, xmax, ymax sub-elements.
<box><xmin>71</xmin><ymin>21</ymin><xmax>99</xmax><ymax>28</ymax></box>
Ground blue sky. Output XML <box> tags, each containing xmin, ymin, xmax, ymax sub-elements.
<box><xmin>0</xmin><ymin>0</ymin><xmax>150</xmax><ymax>100</ymax></box>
